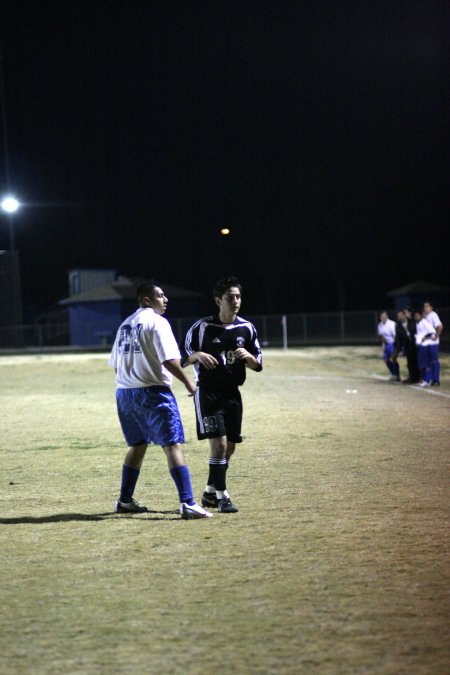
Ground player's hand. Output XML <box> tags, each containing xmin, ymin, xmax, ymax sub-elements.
<box><xmin>185</xmin><ymin>381</ymin><xmax>197</xmax><ymax>397</ymax></box>
<box><xmin>235</xmin><ymin>347</ymin><xmax>250</xmax><ymax>361</ymax></box>
<box><xmin>196</xmin><ymin>352</ymin><xmax>219</xmax><ymax>369</ymax></box>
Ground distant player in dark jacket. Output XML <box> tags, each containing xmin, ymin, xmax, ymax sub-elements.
<box><xmin>181</xmin><ymin>276</ymin><xmax>263</xmax><ymax>513</ymax></box>
<box><xmin>394</xmin><ymin>308</ymin><xmax>420</xmax><ymax>383</ymax></box>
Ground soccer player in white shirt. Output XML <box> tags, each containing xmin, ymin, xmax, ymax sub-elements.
<box><xmin>423</xmin><ymin>301</ymin><xmax>444</xmax><ymax>385</ymax></box>
<box><xmin>414</xmin><ymin>309</ymin><xmax>438</xmax><ymax>387</ymax></box>
<box><xmin>109</xmin><ymin>281</ymin><xmax>212</xmax><ymax>519</ymax></box>
<box><xmin>377</xmin><ymin>311</ymin><xmax>400</xmax><ymax>381</ymax></box>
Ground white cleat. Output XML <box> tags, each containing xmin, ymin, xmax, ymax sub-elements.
<box><xmin>180</xmin><ymin>502</ymin><xmax>213</xmax><ymax>519</ymax></box>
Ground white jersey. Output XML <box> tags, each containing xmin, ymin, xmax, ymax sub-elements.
<box><xmin>378</xmin><ymin>319</ymin><xmax>396</xmax><ymax>344</ymax></box>
<box><xmin>415</xmin><ymin>317</ymin><xmax>437</xmax><ymax>347</ymax></box>
<box><xmin>424</xmin><ymin>310</ymin><xmax>442</xmax><ymax>344</ymax></box>
<box><xmin>109</xmin><ymin>307</ymin><xmax>181</xmax><ymax>389</ymax></box>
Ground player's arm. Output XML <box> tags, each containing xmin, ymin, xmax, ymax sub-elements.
<box><xmin>163</xmin><ymin>358</ymin><xmax>197</xmax><ymax>395</ymax></box>
<box><xmin>181</xmin><ymin>320</ymin><xmax>217</xmax><ymax>369</ymax></box>
<box><xmin>436</xmin><ymin>323</ymin><xmax>443</xmax><ymax>338</ymax></box>
<box><xmin>235</xmin><ymin>327</ymin><xmax>263</xmax><ymax>371</ymax></box>
<box><xmin>185</xmin><ymin>351</ymin><xmax>218</xmax><ymax>370</ymax></box>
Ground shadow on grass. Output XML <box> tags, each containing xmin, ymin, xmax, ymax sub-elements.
<box><xmin>0</xmin><ymin>510</ymin><xmax>180</xmax><ymax>524</ymax></box>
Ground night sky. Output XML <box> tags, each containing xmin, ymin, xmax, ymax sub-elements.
<box><xmin>0</xmin><ymin>1</ymin><xmax>448</xmax><ymax>317</ymax></box>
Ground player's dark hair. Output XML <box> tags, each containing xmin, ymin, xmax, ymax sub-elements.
<box><xmin>423</xmin><ymin>300</ymin><xmax>434</xmax><ymax>308</ymax></box>
<box><xmin>137</xmin><ymin>280</ymin><xmax>158</xmax><ymax>305</ymax></box>
<box><xmin>213</xmin><ymin>275</ymin><xmax>242</xmax><ymax>298</ymax></box>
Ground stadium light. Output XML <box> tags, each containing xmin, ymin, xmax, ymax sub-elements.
<box><xmin>1</xmin><ymin>195</ymin><xmax>20</xmax><ymax>214</ymax></box>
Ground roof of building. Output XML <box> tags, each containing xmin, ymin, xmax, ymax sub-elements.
<box><xmin>59</xmin><ymin>276</ymin><xmax>204</xmax><ymax>305</ymax></box>
<box><xmin>386</xmin><ymin>280</ymin><xmax>450</xmax><ymax>296</ymax></box>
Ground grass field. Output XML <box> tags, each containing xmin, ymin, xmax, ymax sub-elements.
<box><xmin>1</xmin><ymin>347</ymin><xmax>449</xmax><ymax>675</ymax></box>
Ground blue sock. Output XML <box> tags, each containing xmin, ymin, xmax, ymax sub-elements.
<box><xmin>431</xmin><ymin>361</ymin><xmax>440</xmax><ymax>382</ymax></box>
<box><xmin>170</xmin><ymin>465</ymin><xmax>194</xmax><ymax>505</ymax></box>
<box><xmin>120</xmin><ymin>465</ymin><xmax>140</xmax><ymax>503</ymax></box>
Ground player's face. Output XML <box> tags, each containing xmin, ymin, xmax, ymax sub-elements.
<box><xmin>380</xmin><ymin>312</ymin><xmax>387</xmax><ymax>323</ymax></box>
<box><xmin>217</xmin><ymin>286</ymin><xmax>241</xmax><ymax>316</ymax></box>
<box><xmin>149</xmin><ymin>287</ymin><xmax>168</xmax><ymax>315</ymax></box>
<box><xmin>423</xmin><ymin>303</ymin><xmax>432</xmax><ymax>315</ymax></box>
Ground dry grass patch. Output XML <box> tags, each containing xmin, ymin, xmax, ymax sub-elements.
<box><xmin>0</xmin><ymin>348</ymin><xmax>449</xmax><ymax>674</ymax></box>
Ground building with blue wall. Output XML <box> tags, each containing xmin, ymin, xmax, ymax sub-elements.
<box><xmin>60</xmin><ymin>273</ymin><xmax>207</xmax><ymax>346</ymax></box>
<box><xmin>386</xmin><ymin>280</ymin><xmax>450</xmax><ymax>311</ymax></box>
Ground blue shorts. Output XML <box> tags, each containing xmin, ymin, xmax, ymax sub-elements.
<box><xmin>383</xmin><ymin>343</ymin><xmax>395</xmax><ymax>361</ymax></box>
<box><xmin>116</xmin><ymin>386</ymin><xmax>185</xmax><ymax>447</ymax></box>
<box><xmin>429</xmin><ymin>344</ymin><xmax>439</xmax><ymax>361</ymax></box>
<box><xmin>417</xmin><ymin>345</ymin><xmax>433</xmax><ymax>370</ymax></box>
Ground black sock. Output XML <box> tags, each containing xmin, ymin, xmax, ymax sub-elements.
<box><xmin>208</xmin><ymin>458</ymin><xmax>227</xmax><ymax>492</ymax></box>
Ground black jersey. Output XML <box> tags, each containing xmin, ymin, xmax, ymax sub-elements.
<box><xmin>182</xmin><ymin>314</ymin><xmax>262</xmax><ymax>390</ymax></box>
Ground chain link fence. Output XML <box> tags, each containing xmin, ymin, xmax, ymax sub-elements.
<box><xmin>2</xmin><ymin>308</ymin><xmax>448</xmax><ymax>351</ymax></box>
<box><xmin>172</xmin><ymin>311</ymin><xmax>381</xmax><ymax>348</ymax></box>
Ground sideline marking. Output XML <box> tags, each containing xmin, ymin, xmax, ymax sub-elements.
<box><xmin>265</xmin><ymin>351</ymin><xmax>450</xmax><ymax>399</ymax></box>
<box><xmin>369</xmin><ymin>373</ymin><xmax>450</xmax><ymax>399</ymax></box>
<box><xmin>408</xmin><ymin>385</ymin><xmax>450</xmax><ymax>399</ymax></box>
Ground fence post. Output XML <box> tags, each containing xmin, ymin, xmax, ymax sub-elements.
<box><xmin>303</xmin><ymin>314</ymin><xmax>308</xmax><ymax>343</ymax></box>
<box><xmin>340</xmin><ymin>312</ymin><xmax>345</xmax><ymax>340</ymax></box>
<box><xmin>374</xmin><ymin>311</ymin><xmax>379</xmax><ymax>335</ymax></box>
<box><xmin>282</xmin><ymin>315</ymin><xmax>288</xmax><ymax>351</ymax></box>
<box><xmin>262</xmin><ymin>316</ymin><xmax>268</xmax><ymax>347</ymax></box>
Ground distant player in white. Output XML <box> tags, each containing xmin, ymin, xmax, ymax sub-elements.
<box><xmin>377</xmin><ymin>311</ymin><xmax>400</xmax><ymax>381</ymax></box>
<box><xmin>423</xmin><ymin>301</ymin><xmax>443</xmax><ymax>385</ymax></box>
<box><xmin>109</xmin><ymin>280</ymin><xmax>212</xmax><ymax>519</ymax></box>
<box><xmin>413</xmin><ymin>309</ymin><xmax>438</xmax><ymax>387</ymax></box>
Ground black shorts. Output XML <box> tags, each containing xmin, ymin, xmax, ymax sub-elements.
<box><xmin>193</xmin><ymin>387</ymin><xmax>243</xmax><ymax>442</ymax></box>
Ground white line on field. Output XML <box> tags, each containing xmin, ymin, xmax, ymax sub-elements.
<box><xmin>359</xmin><ymin>371</ymin><xmax>450</xmax><ymax>399</ymax></box>
<box><xmin>368</xmin><ymin>374</ymin><xmax>450</xmax><ymax>398</ymax></box>
<box><xmin>408</xmin><ymin>385</ymin><xmax>450</xmax><ymax>399</ymax></box>
<box><xmin>265</xmin><ymin>353</ymin><xmax>450</xmax><ymax>399</ymax></box>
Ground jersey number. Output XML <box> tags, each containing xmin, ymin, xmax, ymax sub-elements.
<box><xmin>221</xmin><ymin>350</ymin><xmax>235</xmax><ymax>365</ymax></box>
<box><xmin>118</xmin><ymin>324</ymin><xmax>142</xmax><ymax>354</ymax></box>
<box><xmin>203</xmin><ymin>416</ymin><xmax>218</xmax><ymax>433</ymax></box>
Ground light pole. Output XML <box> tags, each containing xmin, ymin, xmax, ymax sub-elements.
<box><xmin>1</xmin><ymin>194</ymin><xmax>22</xmax><ymax>330</ymax></box>
<box><xmin>1</xmin><ymin>194</ymin><xmax>20</xmax><ymax>249</ymax></box>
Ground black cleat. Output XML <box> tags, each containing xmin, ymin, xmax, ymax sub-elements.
<box><xmin>218</xmin><ymin>496</ymin><xmax>239</xmax><ymax>513</ymax></box>
<box><xmin>115</xmin><ymin>498</ymin><xmax>148</xmax><ymax>513</ymax></box>
<box><xmin>201</xmin><ymin>491</ymin><xmax>219</xmax><ymax>508</ymax></box>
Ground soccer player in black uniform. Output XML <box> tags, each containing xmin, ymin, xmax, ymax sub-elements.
<box><xmin>181</xmin><ymin>276</ymin><xmax>263</xmax><ymax>513</ymax></box>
